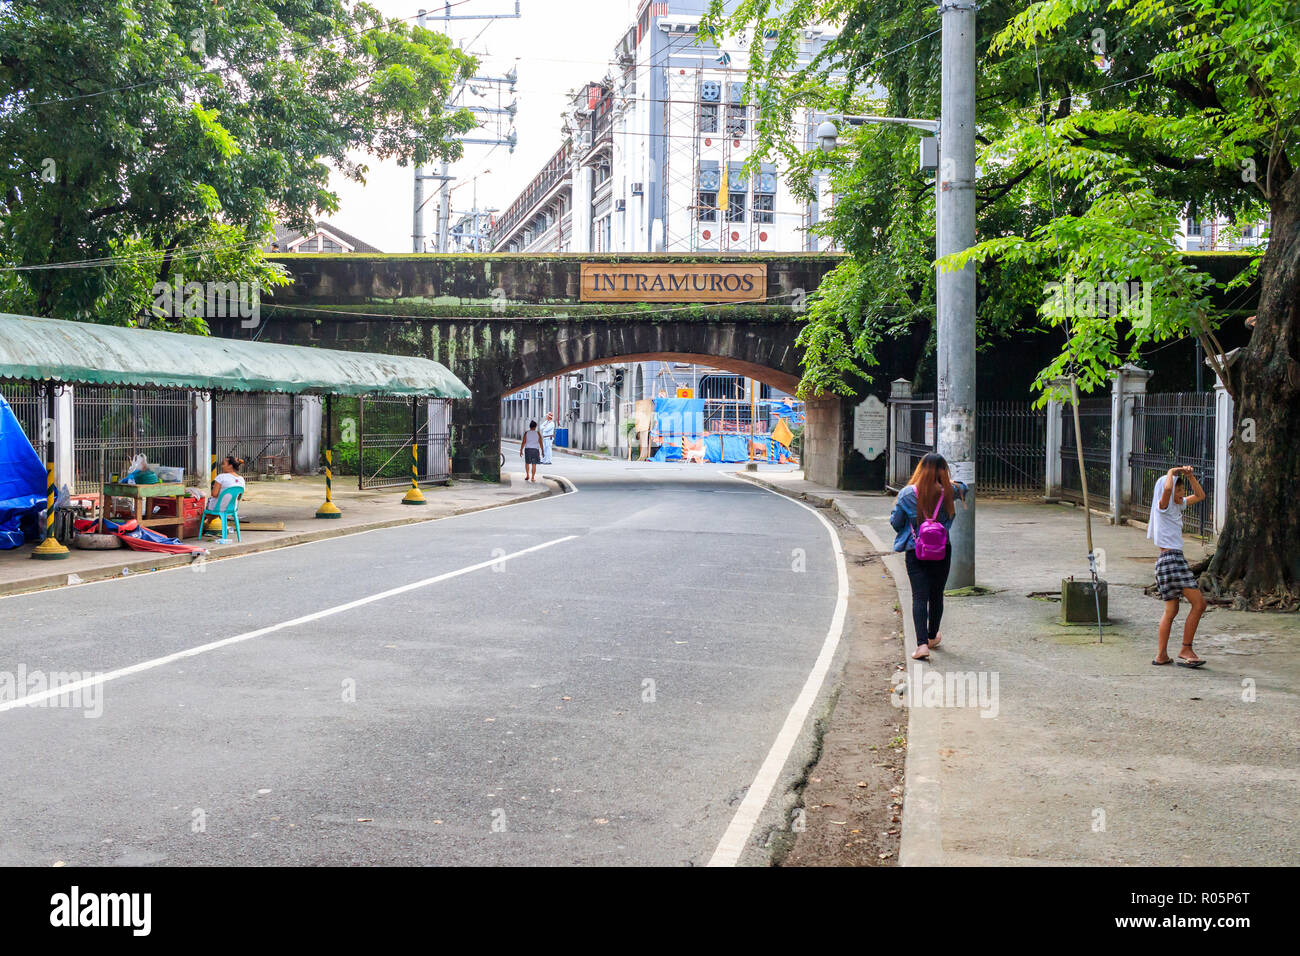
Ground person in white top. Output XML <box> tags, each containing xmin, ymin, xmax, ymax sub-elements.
<box><xmin>1148</xmin><ymin>465</ymin><xmax>1208</xmax><ymax>667</ymax></box>
<box><xmin>519</xmin><ymin>421</ymin><xmax>543</xmax><ymax>483</ymax></box>
<box><xmin>211</xmin><ymin>455</ymin><xmax>246</xmax><ymax>498</ymax></box>
<box><xmin>539</xmin><ymin>412</ymin><xmax>556</xmax><ymax>465</ymax></box>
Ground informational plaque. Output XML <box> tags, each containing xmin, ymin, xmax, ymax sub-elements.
<box><xmin>853</xmin><ymin>394</ymin><xmax>887</xmax><ymax>460</ymax></box>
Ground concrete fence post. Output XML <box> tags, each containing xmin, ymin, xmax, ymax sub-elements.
<box><xmin>53</xmin><ymin>385</ymin><xmax>74</xmax><ymax>491</ymax></box>
<box><xmin>192</xmin><ymin>391</ymin><xmax>212</xmax><ymax>484</ymax></box>
<box><xmin>1211</xmin><ymin>366</ymin><xmax>1234</xmax><ymax>535</ymax></box>
<box><xmin>888</xmin><ymin>378</ymin><xmax>912</xmax><ymax>487</ymax></box>
<box><xmin>296</xmin><ymin>395</ymin><xmax>322</xmax><ymax>474</ymax></box>
<box><xmin>1112</xmin><ymin>363</ymin><xmax>1152</xmax><ymax>523</ymax></box>
<box><xmin>1044</xmin><ymin>397</ymin><xmax>1062</xmax><ymax>500</ymax></box>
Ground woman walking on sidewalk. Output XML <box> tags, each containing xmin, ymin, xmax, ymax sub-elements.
<box><xmin>520</xmin><ymin>420</ymin><xmax>543</xmax><ymax>483</ymax></box>
<box><xmin>890</xmin><ymin>453</ymin><xmax>969</xmax><ymax>661</ymax></box>
<box><xmin>1149</xmin><ymin>465</ymin><xmax>1208</xmax><ymax>667</ymax></box>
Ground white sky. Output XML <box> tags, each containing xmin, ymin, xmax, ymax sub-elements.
<box><xmin>327</xmin><ymin>0</ymin><xmax>639</xmax><ymax>251</ymax></box>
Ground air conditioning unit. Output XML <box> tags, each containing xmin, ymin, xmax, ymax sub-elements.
<box><xmin>630</xmin><ymin>182</ymin><xmax>644</xmax><ymax>196</ymax></box>
<box><xmin>614</xmin><ymin>199</ymin><xmax>627</xmax><ymax>212</ymax></box>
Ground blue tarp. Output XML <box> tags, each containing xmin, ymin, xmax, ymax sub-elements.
<box><xmin>653</xmin><ymin>397</ymin><xmax>705</xmax><ymax>438</ymax></box>
<box><xmin>703</xmin><ymin>434</ymin><xmax>750</xmax><ymax>463</ymax></box>
<box><xmin>0</xmin><ymin>394</ymin><xmax>46</xmax><ymax>549</ymax></box>
<box><xmin>649</xmin><ymin>442</ymin><xmax>683</xmax><ymax>462</ymax></box>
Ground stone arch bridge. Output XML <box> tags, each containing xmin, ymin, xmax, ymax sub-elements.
<box><xmin>212</xmin><ymin>255</ymin><xmax>912</xmax><ymax>488</ymax></box>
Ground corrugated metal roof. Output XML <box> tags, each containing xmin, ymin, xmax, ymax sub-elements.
<box><xmin>0</xmin><ymin>313</ymin><xmax>470</xmax><ymax>399</ymax></box>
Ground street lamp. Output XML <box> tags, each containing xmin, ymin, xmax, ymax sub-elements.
<box><xmin>814</xmin><ymin>114</ymin><xmax>941</xmax><ymax>154</ymax></box>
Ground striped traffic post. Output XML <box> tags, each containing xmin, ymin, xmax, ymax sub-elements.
<box><xmin>31</xmin><ymin>462</ymin><xmax>69</xmax><ymax>560</ymax></box>
<box><xmin>402</xmin><ymin>441</ymin><xmax>426</xmax><ymax>505</ymax></box>
<box><xmin>316</xmin><ymin>395</ymin><xmax>341</xmax><ymax>518</ymax></box>
<box><xmin>32</xmin><ymin>383</ymin><xmax>68</xmax><ymax>560</ymax></box>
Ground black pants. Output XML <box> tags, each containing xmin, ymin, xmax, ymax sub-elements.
<box><xmin>905</xmin><ymin>543</ymin><xmax>952</xmax><ymax>646</ymax></box>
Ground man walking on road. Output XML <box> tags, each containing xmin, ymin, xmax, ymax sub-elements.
<box><xmin>540</xmin><ymin>411</ymin><xmax>555</xmax><ymax>465</ymax></box>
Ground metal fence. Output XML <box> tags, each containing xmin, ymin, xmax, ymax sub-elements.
<box><xmin>71</xmin><ymin>386</ymin><xmax>195</xmax><ymax>494</ymax></box>
<box><xmin>894</xmin><ymin>394</ymin><xmax>936</xmax><ymax>480</ymax></box>
<box><xmin>977</xmin><ymin>401</ymin><xmax>1047</xmax><ymax>497</ymax></box>
<box><xmin>1128</xmin><ymin>392</ymin><xmax>1215</xmax><ymax>537</ymax></box>
<box><xmin>356</xmin><ymin>396</ymin><xmax>451</xmax><ymax>490</ymax></box>
<box><xmin>0</xmin><ymin>380</ymin><xmax>43</xmax><ymax>448</ymax></box>
<box><xmin>1060</xmin><ymin>396</ymin><xmax>1111</xmax><ymax>508</ymax></box>
<box><xmin>215</xmin><ymin>393</ymin><xmax>298</xmax><ymax>476</ymax></box>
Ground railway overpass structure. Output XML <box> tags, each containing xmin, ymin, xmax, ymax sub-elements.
<box><xmin>212</xmin><ymin>253</ymin><xmax>911</xmax><ymax>488</ymax></box>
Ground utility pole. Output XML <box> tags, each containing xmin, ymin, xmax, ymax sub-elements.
<box><xmin>412</xmin><ymin>4</ymin><xmax>520</xmax><ymax>252</ymax></box>
<box><xmin>935</xmin><ymin>0</ymin><xmax>977</xmax><ymax>588</ymax></box>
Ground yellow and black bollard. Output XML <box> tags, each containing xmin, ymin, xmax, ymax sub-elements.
<box><xmin>402</xmin><ymin>441</ymin><xmax>426</xmax><ymax>505</ymax></box>
<box><xmin>316</xmin><ymin>447</ymin><xmax>342</xmax><ymax>518</ymax></box>
<box><xmin>31</xmin><ymin>462</ymin><xmax>69</xmax><ymax>560</ymax></box>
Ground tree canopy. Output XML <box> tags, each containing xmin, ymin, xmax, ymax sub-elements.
<box><xmin>0</xmin><ymin>0</ymin><xmax>477</xmax><ymax>330</ymax></box>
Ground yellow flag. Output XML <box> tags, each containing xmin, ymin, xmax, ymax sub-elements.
<box><xmin>771</xmin><ymin>417</ymin><xmax>793</xmax><ymax>448</ymax></box>
<box><xmin>717</xmin><ymin>167</ymin><xmax>729</xmax><ymax>212</ymax></box>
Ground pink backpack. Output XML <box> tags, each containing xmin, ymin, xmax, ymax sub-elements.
<box><xmin>912</xmin><ymin>488</ymin><xmax>949</xmax><ymax>561</ymax></box>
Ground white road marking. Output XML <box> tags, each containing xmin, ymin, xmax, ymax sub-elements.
<box><xmin>707</xmin><ymin>472</ymin><xmax>850</xmax><ymax>866</ymax></box>
<box><xmin>0</xmin><ymin>535</ymin><xmax>577</xmax><ymax>714</ymax></box>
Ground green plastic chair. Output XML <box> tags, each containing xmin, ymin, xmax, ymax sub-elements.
<box><xmin>201</xmin><ymin>486</ymin><xmax>244</xmax><ymax>542</ymax></box>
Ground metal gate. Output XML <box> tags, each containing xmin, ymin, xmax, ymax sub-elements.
<box><xmin>357</xmin><ymin>396</ymin><xmax>451</xmax><ymax>490</ymax></box>
<box><xmin>894</xmin><ymin>393</ymin><xmax>936</xmax><ymax>480</ymax></box>
<box><xmin>72</xmin><ymin>386</ymin><xmax>195</xmax><ymax>494</ymax></box>
<box><xmin>1127</xmin><ymin>392</ymin><xmax>1215</xmax><ymax>537</ymax></box>
<box><xmin>1060</xmin><ymin>396</ymin><xmax>1111</xmax><ymax>509</ymax></box>
<box><xmin>215</xmin><ymin>393</ymin><xmax>299</xmax><ymax>476</ymax></box>
<box><xmin>0</xmin><ymin>380</ymin><xmax>43</xmax><ymax>448</ymax></box>
<box><xmin>977</xmin><ymin>401</ymin><xmax>1046</xmax><ymax>497</ymax></box>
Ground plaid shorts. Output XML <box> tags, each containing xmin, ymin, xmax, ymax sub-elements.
<box><xmin>1155</xmin><ymin>550</ymin><xmax>1198</xmax><ymax>600</ymax></box>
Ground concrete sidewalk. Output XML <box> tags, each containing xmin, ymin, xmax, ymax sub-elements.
<box><xmin>739</xmin><ymin>469</ymin><xmax>1299</xmax><ymax>866</ymax></box>
<box><xmin>0</xmin><ymin>472</ymin><xmax>560</xmax><ymax>598</ymax></box>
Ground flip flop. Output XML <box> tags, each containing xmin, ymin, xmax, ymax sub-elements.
<box><xmin>1177</xmin><ymin>658</ymin><xmax>1207</xmax><ymax>668</ymax></box>
<box><xmin>1152</xmin><ymin>658</ymin><xmax>1172</xmax><ymax>665</ymax></box>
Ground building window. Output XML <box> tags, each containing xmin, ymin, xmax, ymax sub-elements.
<box><xmin>319</xmin><ymin>237</ymin><xmax>343</xmax><ymax>253</ymax></box>
<box><xmin>753</xmin><ymin>192</ymin><xmax>774</xmax><ymax>224</ymax></box>
<box><xmin>697</xmin><ymin>193</ymin><xmax>717</xmax><ymax>221</ymax></box>
<box><xmin>725</xmin><ymin>193</ymin><xmax>746</xmax><ymax>223</ymax></box>
<box><xmin>725</xmin><ymin>105</ymin><xmax>747</xmax><ymax>136</ymax></box>
<box><xmin>700</xmin><ymin>104</ymin><xmax>718</xmax><ymax>133</ymax></box>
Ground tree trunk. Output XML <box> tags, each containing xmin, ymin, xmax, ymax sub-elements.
<box><xmin>1203</xmin><ymin>173</ymin><xmax>1300</xmax><ymax>610</ymax></box>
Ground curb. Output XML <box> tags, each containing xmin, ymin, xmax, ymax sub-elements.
<box><xmin>735</xmin><ymin>469</ymin><xmax>945</xmax><ymax>867</ymax></box>
<box><xmin>0</xmin><ymin>481</ymin><xmax>561</xmax><ymax>600</ymax></box>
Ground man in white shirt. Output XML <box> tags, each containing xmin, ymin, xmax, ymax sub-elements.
<box><xmin>1148</xmin><ymin>465</ymin><xmax>1208</xmax><ymax>667</ymax></box>
<box><xmin>540</xmin><ymin>412</ymin><xmax>555</xmax><ymax>465</ymax></box>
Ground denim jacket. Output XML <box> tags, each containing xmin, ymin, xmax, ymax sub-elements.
<box><xmin>890</xmin><ymin>482</ymin><xmax>968</xmax><ymax>552</ymax></box>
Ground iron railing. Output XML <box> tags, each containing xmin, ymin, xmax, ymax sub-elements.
<box><xmin>215</xmin><ymin>392</ymin><xmax>299</xmax><ymax>476</ymax></box>
<box><xmin>356</xmin><ymin>396</ymin><xmax>451</xmax><ymax>490</ymax></box>
<box><xmin>894</xmin><ymin>394</ymin><xmax>937</xmax><ymax>481</ymax></box>
<box><xmin>0</xmin><ymin>380</ymin><xmax>44</xmax><ymax>449</ymax></box>
<box><xmin>71</xmin><ymin>386</ymin><xmax>195</xmax><ymax>494</ymax></box>
<box><xmin>1060</xmin><ymin>396</ymin><xmax>1112</xmax><ymax>509</ymax></box>
<box><xmin>977</xmin><ymin>401</ymin><xmax>1047</xmax><ymax>497</ymax></box>
<box><xmin>1128</xmin><ymin>391</ymin><xmax>1215</xmax><ymax>537</ymax></box>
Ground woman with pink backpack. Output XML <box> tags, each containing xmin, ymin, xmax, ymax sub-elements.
<box><xmin>890</xmin><ymin>453</ymin><xmax>969</xmax><ymax>660</ymax></box>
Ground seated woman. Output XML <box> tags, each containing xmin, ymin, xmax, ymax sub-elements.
<box><xmin>211</xmin><ymin>456</ymin><xmax>246</xmax><ymax>499</ymax></box>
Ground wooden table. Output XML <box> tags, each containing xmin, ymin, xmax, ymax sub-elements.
<box><xmin>101</xmin><ymin>482</ymin><xmax>189</xmax><ymax>538</ymax></box>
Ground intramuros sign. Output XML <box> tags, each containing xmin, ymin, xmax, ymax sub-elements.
<box><xmin>579</xmin><ymin>262</ymin><xmax>767</xmax><ymax>302</ymax></box>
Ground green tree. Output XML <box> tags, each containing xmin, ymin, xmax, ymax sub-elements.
<box><xmin>713</xmin><ymin>0</ymin><xmax>1297</xmax><ymax>608</ymax></box>
<box><xmin>0</xmin><ymin>0</ymin><xmax>476</xmax><ymax>328</ymax></box>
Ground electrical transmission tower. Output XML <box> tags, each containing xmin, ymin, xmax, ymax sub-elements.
<box><xmin>412</xmin><ymin>3</ymin><xmax>521</xmax><ymax>253</ymax></box>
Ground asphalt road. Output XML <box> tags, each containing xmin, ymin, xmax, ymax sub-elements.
<box><xmin>0</xmin><ymin>454</ymin><xmax>842</xmax><ymax>866</ymax></box>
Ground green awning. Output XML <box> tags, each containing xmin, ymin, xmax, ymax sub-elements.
<box><xmin>0</xmin><ymin>313</ymin><xmax>469</xmax><ymax>398</ymax></box>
